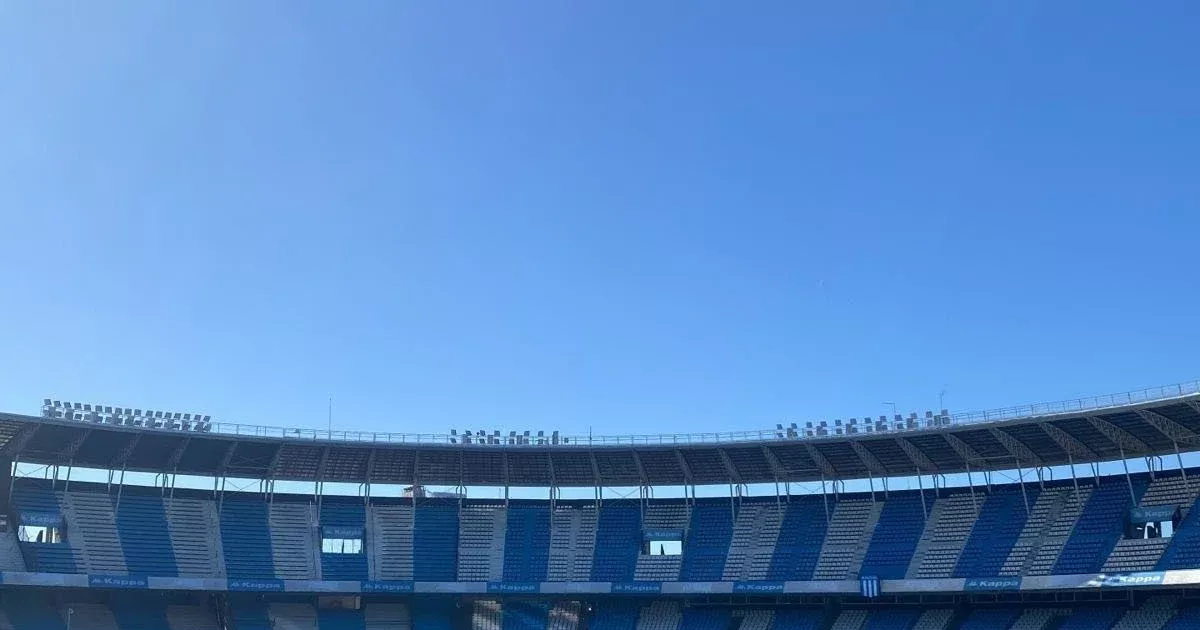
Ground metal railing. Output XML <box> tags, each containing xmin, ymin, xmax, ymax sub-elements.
<box><xmin>171</xmin><ymin>379</ymin><xmax>1200</xmax><ymax>447</ymax></box>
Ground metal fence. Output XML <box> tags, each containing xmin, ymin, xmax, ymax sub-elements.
<box><xmin>187</xmin><ymin>379</ymin><xmax>1200</xmax><ymax>447</ymax></box>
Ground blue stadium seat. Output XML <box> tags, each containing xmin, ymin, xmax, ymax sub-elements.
<box><xmin>591</xmin><ymin>505</ymin><xmax>641</xmax><ymax>581</ymax></box>
<box><xmin>2</xmin><ymin>595</ymin><xmax>67</xmax><ymax>630</ymax></box>
<box><xmin>503</xmin><ymin>505</ymin><xmax>551</xmax><ymax>582</ymax></box>
<box><xmin>228</xmin><ymin>599</ymin><xmax>273</xmax><ymax>630</ymax></box>
<box><xmin>413</xmin><ymin>503</ymin><xmax>459</xmax><ymax>581</ymax></box>
<box><xmin>862</xmin><ymin>608</ymin><xmax>920</xmax><ymax>630</ymax></box>
<box><xmin>219</xmin><ymin>498</ymin><xmax>276</xmax><ymax>579</ymax></box>
<box><xmin>768</xmin><ymin>499</ymin><xmax>829</xmax><ymax>581</ymax></box>
<box><xmin>678</xmin><ymin>606</ymin><xmax>729</xmax><ymax>630</ymax></box>
<box><xmin>859</xmin><ymin>493</ymin><xmax>927</xmax><ymax>579</ymax></box>
<box><xmin>319</xmin><ymin>607</ymin><xmax>367</xmax><ymax>630</ymax></box>
<box><xmin>954</xmin><ymin>488</ymin><xmax>1039</xmax><ymax>577</ymax></box>
<box><xmin>10</xmin><ymin>482</ymin><xmax>77</xmax><ymax>574</ymax></box>
<box><xmin>1055</xmin><ymin>606</ymin><xmax>1122</xmax><ymax>630</ymax></box>
<box><xmin>590</xmin><ymin>602</ymin><xmax>640</xmax><ymax>630</ymax></box>
<box><xmin>320</xmin><ymin>500</ymin><xmax>369</xmax><ymax>581</ymax></box>
<box><xmin>769</xmin><ymin>608</ymin><xmax>825</xmax><ymax>630</ymax></box>
<box><xmin>1164</xmin><ymin>604</ymin><xmax>1200</xmax><ymax>629</ymax></box>
<box><xmin>1054</xmin><ymin>479</ymin><xmax>1147</xmax><ymax>575</ymax></box>
<box><xmin>110</xmin><ymin>594</ymin><xmax>171</xmax><ymax>630</ymax></box>
<box><xmin>412</xmin><ymin>600</ymin><xmax>457</xmax><ymax>630</ymax></box>
<box><xmin>956</xmin><ymin>608</ymin><xmax>1021</xmax><ymax>630</ymax></box>
<box><xmin>680</xmin><ymin>503</ymin><xmax>735</xmax><ymax>581</ymax></box>
<box><xmin>503</xmin><ymin>601</ymin><xmax>549</xmax><ymax>630</ymax></box>
<box><xmin>1158</xmin><ymin>494</ymin><xmax>1200</xmax><ymax>570</ymax></box>
<box><xmin>114</xmin><ymin>494</ymin><xmax>180</xmax><ymax>576</ymax></box>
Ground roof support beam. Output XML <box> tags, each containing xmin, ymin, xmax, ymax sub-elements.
<box><xmin>111</xmin><ymin>433</ymin><xmax>141</xmax><ymax>468</ymax></box>
<box><xmin>803</xmin><ymin>444</ymin><xmax>836</xmax><ymax>478</ymax></box>
<box><xmin>547</xmin><ymin>451</ymin><xmax>557</xmax><ymax>488</ymax></box>
<box><xmin>588</xmin><ymin>451</ymin><xmax>602</xmax><ymax>487</ymax></box>
<box><xmin>0</xmin><ymin>424</ymin><xmax>39</xmax><ymax>458</ymax></box>
<box><xmin>315</xmin><ymin>446</ymin><xmax>331</xmax><ymax>482</ymax></box>
<box><xmin>630</xmin><ymin>451</ymin><xmax>649</xmax><ymax>487</ymax></box>
<box><xmin>166</xmin><ymin>437</ymin><xmax>191</xmax><ymax>471</ymax></box>
<box><xmin>1137</xmin><ymin>409</ymin><xmax>1200</xmax><ymax>445</ymax></box>
<box><xmin>57</xmin><ymin>429</ymin><xmax>92</xmax><ymax>461</ymax></box>
<box><xmin>849</xmin><ymin>441</ymin><xmax>888</xmax><ymax>477</ymax></box>
<box><xmin>896</xmin><ymin>438</ymin><xmax>938</xmax><ymax>472</ymax></box>
<box><xmin>675</xmin><ymin>450</ymin><xmax>694</xmax><ymax>486</ymax></box>
<box><xmin>266</xmin><ymin>445</ymin><xmax>286</xmax><ymax>480</ymax></box>
<box><xmin>217</xmin><ymin>442</ymin><xmax>237</xmax><ymax>477</ymax></box>
<box><xmin>1040</xmin><ymin>423</ymin><xmax>1099</xmax><ymax>460</ymax></box>
<box><xmin>717</xmin><ymin>449</ymin><xmax>741</xmax><ymax>485</ymax></box>
<box><xmin>1087</xmin><ymin>416</ymin><xmax>1150</xmax><ymax>454</ymax></box>
<box><xmin>988</xmin><ymin>428</ymin><xmax>1042</xmax><ymax>468</ymax></box>
<box><xmin>943</xmin><ymin>434</ymin><xmax>982</xmax><ymax>466</ymax></box>
<box><xmin>761</xmin><ymin>445</ymin><xmax>787</xmax><ymax>480</ymax></box>
<box><xmin>365</xmin><ymin>449</ymin><xmax>377</xmax><ymax>486</ymax></box>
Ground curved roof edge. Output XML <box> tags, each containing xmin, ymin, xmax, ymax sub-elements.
<box><xmin>3</xmin><ymin>382</ymin><xmax>1199</xmax><ymax>487</ymax></box>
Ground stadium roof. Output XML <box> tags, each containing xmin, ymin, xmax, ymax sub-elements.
<box><xmin>4</xmin><ymin>382</ymin><xmax>1200</xmax><ymax>487</ymax></box>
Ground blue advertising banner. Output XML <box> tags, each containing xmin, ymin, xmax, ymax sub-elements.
<box><xmin>611</xmin><ymin>582</ymin><xmax>662</xmax><ymax>594</ymax></box>
<box><xmin>88</xmin><ymin>575</ymin><xmax>148</xmax><ymax>589</ymax></box>
<box><xmin>322</xmin><ymin>526</ymin><xmax>365</xmax><ymax>539</ymax></box>
<box><xmin>1130</xmin><ymin>506</ymin><xmax>1178</xmax><ymax>524</ymax></box>
<box><xmin>361</xmin><ymin>581</ymin><xmax>415</xmax><ymax>594</ymax></box>
<box><xmin>1083</xmin><ymin>572</ymin><xmax>1166</xmax><ymax>588</ymax></box>
<box><xmin>486</xmin><ymin>582</ymin><xmax>540</xmax><ymax>594</ymax></box>
<box><xmin>733</xmin><ymin>581</ymin><xmax>786</xmax><ymax>594</ymax></box>
<box><xmin>643</xmin><ymin>529</ymin><xmax>685</xmax><ymax>541</ymax></box>
<box><xmin>19</xmin><ymin>512</ymin><xmax>63</xmax><ymax>527</ymax></box>
<box><xmin>963</xmin><ymin>577</ymin><xmax>1022</xmax><ymax>591</ymax></box>
<box><xmin>227</xmin><ymin>579</ymin><xmax>286</xmax><ymax>592</ymax></box>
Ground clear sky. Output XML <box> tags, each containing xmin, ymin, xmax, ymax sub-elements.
<box><xmin>1</xmin><ymin>2</ymin><xmax>1197</xmax><ymax>442</ymax></box>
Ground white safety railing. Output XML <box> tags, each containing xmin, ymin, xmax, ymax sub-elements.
<box><xmin>125</xmin><ymin>379</ymin><xmax>1200</xmax><ymax>447</ymax></box>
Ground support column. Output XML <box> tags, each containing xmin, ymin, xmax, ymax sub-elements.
<box><xmin>1015</xmin><ymin>459</ymin><xmax>1031</xmax><ymax>516</ymax></box>
<box><xmin>915</xmin><ymin>470</ymin><xmax>928</xmax><ymax>520</ymax></box>
<box><xmin>1120</xmin><ymin>447</ymin><xmax>1136</xmax><ymax>503</ymax></box>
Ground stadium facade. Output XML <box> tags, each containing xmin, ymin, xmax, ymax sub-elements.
<box><xmin>2</xmin><ymin>383</ymin><xmax>1200</xmax><ymax>629</ymax></box>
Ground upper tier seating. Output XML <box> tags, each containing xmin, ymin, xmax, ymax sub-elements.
<box><xmin>910</xmin><ymin>491</ymin><xmax>979</xmax><ymax>579</ymax></box>
<box><xmin>219</xmin><ymin>498</ymin><xmax>275</xmax><ymax>579</ymax></box>
<box><xmin>548</xmin><ymin>505</ymin><xmax>596</xmax><ymax>581</ymax></box>
<box><xmin>766</xmin><ymin>499</ymin><xmax>826</xmax><ymax>581</ymax></box>
<box><xmin>460</xmin><ymin>504</ymin><xmax>506</xmax><ymax>582</ymax></box>
<box><xmin>413</xmin><ymin>504</ymin><xmax>458</xmax><ymax>582</ymax></box>
<box><xmin>954</xmin><ymin>488</ymin><xmax>1036</xmax><ymax>578</ymax></box>
<box><xmin>11</xmin><ymin>483</ymin><xmax>78</xmax><ymax>573</ymax></box>
<box><xmin>860</xmin><ymin>494</ymin><xmax>927</xmax><ymax>579</ymax></box>
<box><xmin>679</xmin><ymin>503</ymin><xmax>734</xmax><ymax>581</ymax></box>
<box><xmin>1053</xmin><ymin>479</ymin><xmax>1148</xmax><ymax>575</ymax></box>
<box><xmin>113</xmin><ymin>493</ymin><xmax>179</xmax><ymax>576</ymax></box>
<box><xmin>7</xmin><ymin>466</ymin><xmax>1200</xmax><ymax>583</ymax></box>
<box><xmin>320</xmin><ymin>500</ymin><xmax>368</xmax><ymax>581</ymax></box>
<box><xmin>591</xmin><ymin>506</ymin><xmax>640</xmax><ymax>582</ymax></box>
<box><xmin>503</xmin><ymin>505</ymin><xmax>551</xmax><ymax>582</ymax></box>
<box><xmin>814</xmin><ymin>498</ymin><xmax>880</xmax><ymax>580</ymax></box>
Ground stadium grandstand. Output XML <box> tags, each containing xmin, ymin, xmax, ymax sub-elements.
<box><xmin>4</xmin><ymin>383</ymin><xmax>1200</xmax><ymax>629</ymax></box>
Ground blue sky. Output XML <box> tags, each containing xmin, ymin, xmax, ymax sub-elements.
<box><xmin>1</xmin><ymin>2</ymin><xmax>1198</xmax><ymax>443</ymax></box>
